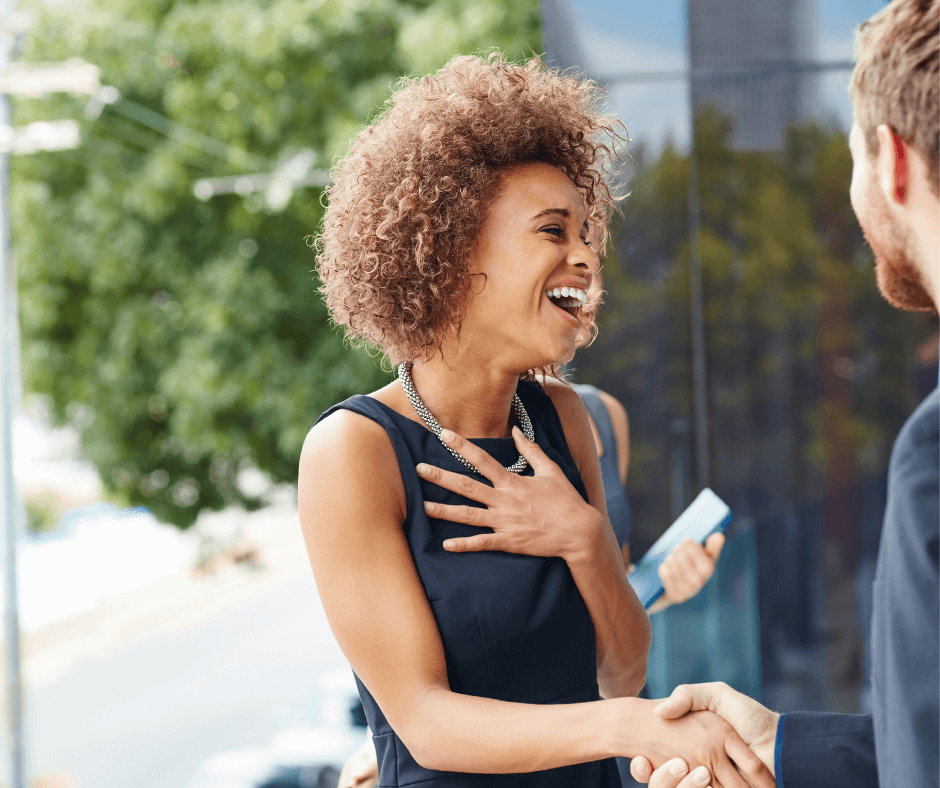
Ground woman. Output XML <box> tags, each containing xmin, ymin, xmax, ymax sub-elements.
<box><xmin>300</xmin><ymin>54</ymin><xmax>771</xmax><ymax>788</ymax></box>
<box><xmin>341</xmin><ymin>378</ymin><xmax>726</xmax><ymax>788</ymax></box>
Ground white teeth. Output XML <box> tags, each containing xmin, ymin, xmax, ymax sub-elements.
<box><xmin>546</xmin><ymin>287</ymin><xmax>587</xmax><ymax>308</ymax></box>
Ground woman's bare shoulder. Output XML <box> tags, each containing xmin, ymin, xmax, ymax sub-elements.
<box><xmin>299</xmin><ymin>397</ymin><xmax>406</xmax><ymax>523</ymax></box>
<box><xmin>301</xmin><ymin>378</ymin><xmax>403</xmax><ymax>459</ymax></box>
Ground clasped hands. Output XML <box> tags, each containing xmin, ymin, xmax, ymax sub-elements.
<box><xmin>631</xmin><ymin>683</ymin><xmax>779</xmax><ymax>788</ymax></box>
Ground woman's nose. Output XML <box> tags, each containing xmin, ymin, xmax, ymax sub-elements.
<box><xmin>570</xmin><ymin>241</ymin><xmax>601</xmax><ymax>274</ymax></box>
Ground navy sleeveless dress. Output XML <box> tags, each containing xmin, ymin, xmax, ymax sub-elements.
<box><xmin>316</xmin><ymin>379</ymin><xmax>623</xmax><ymax>787</ymax></box>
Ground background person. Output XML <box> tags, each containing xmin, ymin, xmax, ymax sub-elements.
<box><xmin>629</xmin><ymin>2</ymin><xmax>939</xmax><ymax>787</ymax></box>
<box><xmin>570</xmin><ymin>271</ymin><xmax>725</xmax><ymax>611</ymax></box>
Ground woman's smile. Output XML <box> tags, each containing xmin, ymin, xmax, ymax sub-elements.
<box><xmin>545</xmin><ymin>285</ymin><xmax>589</xmax><ymax>324</ymax></box>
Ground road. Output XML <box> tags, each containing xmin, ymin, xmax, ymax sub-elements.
<box><xmin>20</xmin><ymin>507</ymin><xmax>352</xmax><ymax>788</ymax></box>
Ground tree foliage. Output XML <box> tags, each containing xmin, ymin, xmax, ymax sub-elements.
<box><xmin>12</xmin><ymin>0</ymin><xmax>542</xmax><ymax>527</ymax></box>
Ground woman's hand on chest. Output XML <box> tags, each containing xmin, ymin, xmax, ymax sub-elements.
<box><xmin>417</xmin><ymin>426</ymin><xmax>606</xmax><ymax>564</ymax></box>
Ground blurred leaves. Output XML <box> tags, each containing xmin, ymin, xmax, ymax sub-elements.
<box><xmin>12</xmin><ymin>0</ymin><xmax>541</xmax><ymax>527</ymax></box>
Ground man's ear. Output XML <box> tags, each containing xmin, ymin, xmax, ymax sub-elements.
<box><xmin>875</xmin><ymin>124</ymin><xmax>909</xmax><ymax>205</ymax></box>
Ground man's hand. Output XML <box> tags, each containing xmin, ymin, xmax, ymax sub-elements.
<box><xmin>631</xmin><ymin>756</ymin><xmax>715</xmax><ymax>788</ymax></box>
<box><xmin>631</xmin><ymin>683</ymin><xmax>779</xmax><ymax>785</ymax></box>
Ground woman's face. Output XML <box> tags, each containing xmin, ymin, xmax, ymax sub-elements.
<box><xmin>460</xmin><ymin>163</ymin><xmax>601</xmax><ymax>372</ymax></box>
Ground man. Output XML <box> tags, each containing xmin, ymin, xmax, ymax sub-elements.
<box><xmin>631</xmin><ymin>1</ymin><xmax>939</xmax><ymax>787</ymax></box>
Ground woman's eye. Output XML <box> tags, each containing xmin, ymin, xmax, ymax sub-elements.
<box><xmin>542</xmin><ymin>226</ymin><xmax>563</xmax><ymax>237</ymax></box>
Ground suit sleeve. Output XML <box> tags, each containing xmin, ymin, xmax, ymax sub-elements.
<box><xmin>779</xmin><ymin>711</ymin><xmax>877</xmax><ymax>788</ymax></box>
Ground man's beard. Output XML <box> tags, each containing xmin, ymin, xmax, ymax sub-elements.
<box><xmin>860</xmin><ymin>176</ymin><xmax>936</xmax><ymax>314</ymax></box>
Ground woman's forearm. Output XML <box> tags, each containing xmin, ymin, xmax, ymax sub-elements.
<box><xmin>565</xmin><ymin>513</ymin><xmax>651</xmax><ymax>698</ymax></box>
<box><xmin>404</xmin><ymin>690</ymin><xmax>640</xmax><ymax>773</ymax></box>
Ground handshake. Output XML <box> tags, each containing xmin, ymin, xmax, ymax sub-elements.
<box><xmin>627</xmin><ymin>682</ymin><xmax>779</xmax><ymax>788</ymax></box>
<box><xmin>339</xmin><ymin>682</ymin><xmax>780</xmax><ymax>788</ymax></box>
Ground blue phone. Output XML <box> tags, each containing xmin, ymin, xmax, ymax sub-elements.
<box><xmin>627</xmin><ymin>488</ymin><xmax>732</xmax><ymax>609</ymax></box>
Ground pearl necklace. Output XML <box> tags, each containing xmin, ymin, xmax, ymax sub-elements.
<box><xmin>397</xmin><ymin>362</ymin><xmax>535</xmax><ymax>475</ymax></box>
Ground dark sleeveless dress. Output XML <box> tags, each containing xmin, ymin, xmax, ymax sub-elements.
<box><xmin>316</xmin><ymin>380</ymin><xmax>623</xmax><ymax>787</ymax></box>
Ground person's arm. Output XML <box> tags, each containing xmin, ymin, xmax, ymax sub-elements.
<box><xmin>597</xmin><ymin>389</ymin><xmax>630</xmax><ymax>486</ymax></box>
<box><xmin>542</xmin><ymin>379</ymin><xmax>651</xmax><ymax>697</ymax></box>
<box><xmin>302</xmin><ymin>410</ymin><xmax>771</xmax><ymax>787</ymax></box>
<box><xmin>775</xmin><ymin>712</ymin><xmax>876</xmax><ymax>788</ymax></box>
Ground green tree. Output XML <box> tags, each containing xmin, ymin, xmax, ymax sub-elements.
<box><xmin>12</xmin><ymin>0</ymin><xmax>542</xmax><ymax>527</ymax></box>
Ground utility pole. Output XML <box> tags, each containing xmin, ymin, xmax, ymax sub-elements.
<box><xmin>0</xmin><ymin>4</ymin><xmax>98</xmax><ymax>780</ymax></box>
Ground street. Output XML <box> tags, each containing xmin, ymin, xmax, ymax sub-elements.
<box><xmin>21</xmin><ymin>507</ymin><xmax>352</xmax><ymax>788</ymax></box>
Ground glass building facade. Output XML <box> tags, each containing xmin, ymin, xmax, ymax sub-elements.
<box><xmin>542</xmin><ymin>0</ymin><xmax>937</xmax><ymax>715</ymax></box>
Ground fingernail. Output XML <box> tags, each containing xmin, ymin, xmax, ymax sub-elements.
<box><xmin>439</xmin><ymin>428</ymin><xmax>455</xmax><ymax>442</ymax></box>
<box><xmin>424</xmin><ymin>501</ymin><xmax>435</xmax><ymax>513</ymax></box>
<box><xmin>668</xmin><ymin>758</ymin><xmax>687</xmax><ymax>776</ymax></box>
<box><xmin>416</xmin><ymin>463</ymin><xmax>429</xmax><ymax>474</ymax></box>
<box><xmin>443</xmin><ymin>540</ymin><xmax>455</xmax><ymax>551</ymax></box>
<box><xmin>692</xmin><ymin>766</ymin><xmax>709</xmax><ymax>785</ymax></box>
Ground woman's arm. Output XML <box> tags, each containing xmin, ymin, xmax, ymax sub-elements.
<box><xmin>542</xmin><ymin>379</ymin><xmax>650</xmax><ymax>698</ymax></box>
<box><xmin>302</xmin><ymin>410</ymin><xmax>771</xmax><ymax>788</ymax></box>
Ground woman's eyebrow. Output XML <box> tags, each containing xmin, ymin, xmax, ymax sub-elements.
<box><xmin>530</xmin><ymin>207</ymin><xmax>570</xmax><ymax>222</ymax></box>
<box><xmin>529</xmin><ymin>207</ymin><xmax>589</xmax><ymax>230</ymax></box>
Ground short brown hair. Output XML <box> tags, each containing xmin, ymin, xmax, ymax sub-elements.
<box><xmin>851</xmin><ymin>0</ymin><xmax>939</xmax><ymax>195</ymax></box>
<box><xmin>315</xmin><ymin>54</ymin><xmax>623</xmax><ymax>363</ymax></box>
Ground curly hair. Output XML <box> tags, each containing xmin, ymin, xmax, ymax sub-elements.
<box><xmin>314</xmin><ymin>53</ymin><xmax>625</xmax><ymax>364</ymax></box>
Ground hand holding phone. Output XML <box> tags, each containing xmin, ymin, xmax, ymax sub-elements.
<box><xmin>627</xmin><ymin>489</ymin><xmax>732</xmax><ymax>609</ymax></box>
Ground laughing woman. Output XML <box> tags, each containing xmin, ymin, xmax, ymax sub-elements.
<box><xmin>299</xmin><ymin>55</ymin><xmax>771</xmax><ymax>788</ymax></box>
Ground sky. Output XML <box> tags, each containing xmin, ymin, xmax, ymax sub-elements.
<box><xmin>556</xmin><ymin>0</ymin><xmax>889</xmax><ymax>150</ymax></box>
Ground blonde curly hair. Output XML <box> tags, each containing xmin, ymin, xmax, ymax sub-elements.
<box><xmin>315</xmin><ymin>53</ymin><xmax>624</xmax><ymax>364</ymax></box>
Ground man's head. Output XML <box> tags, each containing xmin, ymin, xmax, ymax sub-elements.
<box><xmin>848</xmin><ymin>0</ymin><xmax>939</xmax><ymax>314</ymax></box>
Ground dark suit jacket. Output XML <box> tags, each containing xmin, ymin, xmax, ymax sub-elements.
<box><xmin>779</xmin><ymin>388</ymin><xmax>939</xmax><ymax>788</ymax></box>
<box><xmin>778</xmin><ymin>712</ymin><xmax>876</xmax><ymax>787</ymax></box>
